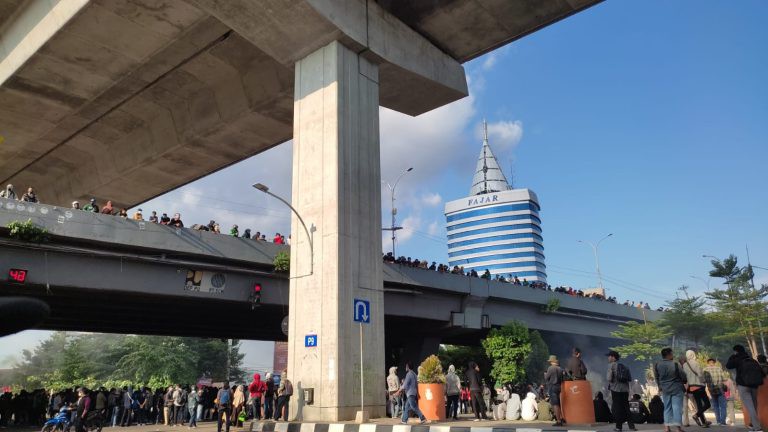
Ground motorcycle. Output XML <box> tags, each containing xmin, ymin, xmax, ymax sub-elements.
<box><xmin>41</xmin><ymin>407</ymin><xmax>72</xmax><ymax>432</ymax></box>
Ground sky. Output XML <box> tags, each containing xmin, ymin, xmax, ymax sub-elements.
<box><xmin>2</xmin><ymin>0</ymin><xmax>767</xmax><ymax>367</ymax></box>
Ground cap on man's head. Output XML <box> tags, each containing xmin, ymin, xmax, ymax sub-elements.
<box><xmin>90</xmin><ymin>198</ymin><xmax>96</xmax><ymax>202</ymax></box>
<box><xmin>606</xmin><ymin>350</ymin><xmax>621</xmax><ymax>359</ymax></box>
<box><xmin>547</xmin><ymin>355</ymin><xmax>558</xmax><ymax>364</ymax></box>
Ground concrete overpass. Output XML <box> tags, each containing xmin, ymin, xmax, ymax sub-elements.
<box><xmin>0</xmin><ymin>197</ymin><xmax>657</xmax><ymax>344</ymax></box>
<box><xmin>0</xmin><ymin>0</ymin><xmax>601</xmax><ymax>208</ymax></box>
<box><xmin>1</xmin><ymin>0</ymin><xmax>605</xmax><ymax>421</ymax></box>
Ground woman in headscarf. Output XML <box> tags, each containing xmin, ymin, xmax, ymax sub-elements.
<box><xmin>100</xmin><ymin>200</ymin><xmax>114</xmax><ymax>215</ymax></box>
<box><xmin>683</xmin><ymin>349</ymin><xmax>711</xmax><ymax>427</ymax></box>
<box><xmin>231</xmin><ymin>385</ymin><xmax>245</xmax><ymax>427</ymax></box>
<box><xmin>521</xmin><ymin>390</ymin><xmax>538</xmax><ymax>421</ymax></box>
<box><xmin>0</xmin><ymin>184</ymin><xmax>17</xmax><ymax>200</ymax></box>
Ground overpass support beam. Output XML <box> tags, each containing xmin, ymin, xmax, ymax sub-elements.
<box><xmin>287</xmin><ymin>41</ymin><xmax>384</xmax><ymax>421</ymax></box>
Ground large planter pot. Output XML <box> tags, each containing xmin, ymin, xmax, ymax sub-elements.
<box><xmin>418</xmin><ymin>383</ymin><xmax>446</xmax><ymax>421</ymax></box>
<box><xmin>561</xmin><ymin>381</ymin><xmax>595</xmax><ymax>424</ymax></box>
<box><xmin>741</xmin><ymin>377</ymin><xmax>768</xmax><ymax>427</ymax></box>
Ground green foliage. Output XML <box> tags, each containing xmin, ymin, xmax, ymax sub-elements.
<box><xmin>418</xmin><ymin>354</ymin><xmax>446</xmax><ymax>384</ymax></box>
<box><xmin>7</xmin><ymin>219</ymin><xmax>48</xmax><ymax>242</ymax></box>
<box><xmin>8</xmin><ymin>332</ymin><xmax>246</xmax><ymax>391</ymax></box>
<box><xmin>542</xmin><ymin>298</ymin><xmax>561</xmax><ymax>314</ymax></box>
<box><xmin>482</xmin><ymin>321</ymin><xmax>532</xmax><ymax>385</ymax></box>
<box><xmin>705</xmin><ymin>255</ymin><xmax>768</xmax><ymax>355</ymax></box>
<box><xmin>274</xmin><ymin>251</ymin><xmax>290</xmax><ymax>272</ymax></box>
<box><xmin>660</xmin><ymin>292</ymin><xmax>710</xmax><ymax>347</ymax></box>
<box><xmin>438</xmin><ymin>345</ymin><xmax>489</xmax><ymax>378</ymax></box>
<box><xmin>611</xmin><ymin>320</ymin><xmax>671</xmax><ymax>363</ymax></box>
<box><xmin>525</xmin><ymin>330</ymin><xmax>550</xmax><ymax>383</ymax></box>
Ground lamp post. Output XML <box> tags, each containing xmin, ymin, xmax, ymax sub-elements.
<box><xmin>578</xmin><ymin>233</ymin><xmax>613</xmax><ymax>290</ymax></box>
<box><xmin>253</xmin><ymin>183</ymin><xmax>315</xmax><ymax>275</ymax></box>
<box><xmin>382</xmin><ymin>167</ymin><xmax>413</xmax><ymax>258</ymax></box>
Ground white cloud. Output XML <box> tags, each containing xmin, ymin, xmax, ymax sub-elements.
<box><xmin>398</xmin><ymin>215</ymin><xmax>421</xmax><ymax>243</ymax></box>
<box><xmin>427</xmin><ymin>220</ymin><xmax>440</xmax><ymax>236</ymax></box>
<box><xmin>421</xmin><ymin>192</ymin><xmax>442</xmax><ymax>207</ymax></box>
<box><xmin>482</xmin><ymin>119</ymin><xmax>524</xmax><ymax>152</ymax></box>
<box><xmin>482</xmin><ymin>52</ymin><xmax>498</xmax><ymax>71</ymax></box>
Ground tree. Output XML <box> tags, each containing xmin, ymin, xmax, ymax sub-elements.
<box><xmin>611</xmin><ymin>319</ymin><xmax>671</xmax><ymax>365</ymax></box>
<box><xmin>8</xmin><ymin>333</ymin><xmax>246</xmax><ymax>390</ymax></box>
<box><xmin>660</xmin><ymin>291</ymin><xmax>710</xmax><ymax>348</ymax></box>
<box><xmin>482</xmin><ymin>321</ymin><xmax>532</xmax><ymax>385</ymax></box>
<box><xmin>525</xmin><ymin>330</ymin><xmax>550</xmax><ymax>384</ymax></box>
<box><xmin>706</xmin><ymin>255</ymin><xmax>768</xmax><ymax>356</ymax></box>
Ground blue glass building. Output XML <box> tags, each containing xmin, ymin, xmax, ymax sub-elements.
<box><xmin>444</xmin><ymin>123</ymin><xmax>546</xmax><ymax>282</ymax></box>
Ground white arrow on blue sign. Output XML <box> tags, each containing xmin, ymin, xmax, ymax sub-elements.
<box><xmin>305</xmin><ymin>334</ymin><xmax>318</xmax><ymax>347</ymax></box>
<box><xmin>353</xmin><ymin>299</ymin><xmax>370</xmax><ymax>323</ymax></box>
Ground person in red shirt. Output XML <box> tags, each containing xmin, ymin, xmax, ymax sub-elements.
<box><xmin>273</xmin><ymin>233</ymin><xmax>283</xmax><ymax>244</ymax></box>
<box><xmin>248</xmin><ymin>373</ymin><xmax>267</xmax><ymax>420</ymax></box>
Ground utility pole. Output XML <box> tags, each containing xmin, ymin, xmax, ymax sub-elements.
<box><xmin>746</xmin><ymin>245</ymin><xmax>767</xmax><ymax>356</ymax></box>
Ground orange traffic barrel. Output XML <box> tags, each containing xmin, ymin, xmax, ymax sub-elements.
<box><xmin>561</xmin><ymin>380</ymin><xmax>596</xmax><ymax>424</ymax></box>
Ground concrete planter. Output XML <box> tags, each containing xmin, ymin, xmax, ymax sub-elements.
<box><xmin>418</xmin><ymin>383</ymin><xmax>446</xmax><ymax>420</ymax></box>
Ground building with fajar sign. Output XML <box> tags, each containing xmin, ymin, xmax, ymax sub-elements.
<box><xmin>444</xmin><ymin>122</ymin><xmax>546</xmax><ymax>283</ymax></box>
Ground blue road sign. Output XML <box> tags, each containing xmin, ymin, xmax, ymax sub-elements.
<box><xmin>353</xmin><ymin>299</ymin><xmax>370</xmax><ymax>323</ymax></box>
<box><xmin>305</xmin><ymin>334</ymin><xmax>318</xmax><ymax>347</ymax></box>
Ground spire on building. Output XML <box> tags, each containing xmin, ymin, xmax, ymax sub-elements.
<box><xmin>470</xmin><ymin>119</ymin><xmax>512</xmax><ymax>196</ymax></box>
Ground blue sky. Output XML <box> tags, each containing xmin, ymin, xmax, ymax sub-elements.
<box><xmin>3</xmin><ymin>0</ymin><xmax>767</xmax><ymax>366</ymax></box>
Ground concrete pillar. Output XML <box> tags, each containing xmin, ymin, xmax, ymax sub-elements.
<box><xmin>286</xmin><ymin>41</ymin><xmax>385</xmax><ymax>421</ymax></box>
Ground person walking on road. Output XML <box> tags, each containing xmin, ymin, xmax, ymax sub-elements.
<box><xmin>682</xmin><ymin>350</ymin><xmax>711</xmax><ymax>427</ymax></box>
<box><xmin>398</xmin><ymin>361</ymin><xmax>430</xmax><ymax>424</ymax></box>
<box><xmin>654</xmin><ymin>347</ymin><xmax>687</xmax><ymax>432</ymax></box>
<box><xmin>216</xmin><ymin>383</ymin><xmax>233</xmax><ymax>432</ymax></box>
<box><xmin>726</xmin><ymin>344</ymin><xmax>765</xmax><ymax>432</ymax></box>
<box><xmin>703</xmin><ymin>358</ymin><xmax>728</xmax><ymax>426</ymax></box>
<box><xmin>387</xmin><ymin>366</ymin><xmax>401</xmax><ymax>419</ymax></box>
<box><xmin>466</xmin><ymin>361</ymin><xmax>489</xmax><ymax>421</ymax></box>
<box><xmin>607</xmin><ymin>350</ymin><xmax>636</xmax><ymax>432</ymax></box>
<box><xmin>544</xmin><ymin>355</ymin><xmax>565</xmax><ymax>427</ymax></box>
<box><xmin>445</xmin><ymin>365</ymin><xmax>461</xmax><ymax>420</ymax></box>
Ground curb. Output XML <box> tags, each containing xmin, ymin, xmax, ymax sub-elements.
<box><xmin>249</xmin><ymin>421</ymin><xmax>657</xmax><ymax>432</ymax></box>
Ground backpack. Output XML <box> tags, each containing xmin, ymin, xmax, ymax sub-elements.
<box><xmin>219</xmin><ymin>390</ymin><xmax>231</xmax><ymax>406</ymax></box>
<box><xmin>616</xmin><ymin>363</ymin><xmax>632</xmax><ymax>383</ymax></box>
<box><xmin>739</xmin><ymin>358</ymin><xmax>766</xmax><ymax>388</ymax></box>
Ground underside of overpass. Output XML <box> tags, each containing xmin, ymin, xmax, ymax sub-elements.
<box><xmin>0</xmin><ymin>0</ymin><xmax>602</xmax><ymax>209</ymax></box>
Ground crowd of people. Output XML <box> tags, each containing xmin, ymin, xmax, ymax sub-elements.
<box><xmin>0</xmin><ymin>185</ymin><xmax>291</xmax><ymax>245</ymax></box>
<box><xmin>386</xmin><ymin>345</ymin><xmax>767</xmax><ymax>430</ymax></box>
<box><xmin>383</xmin><ymin>253</ymin><xmax>663</xmax><ymax>311</ymax></box>
<box><xmin>0</xmin><ymin>371</ymin><xmax>295</xmax><ymax>432</ymax></box>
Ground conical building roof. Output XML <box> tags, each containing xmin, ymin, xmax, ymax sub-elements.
<box><xmin>470</xmin><ymin>120</ymin><xmax>511</xmax><ymax>196</ymax></box>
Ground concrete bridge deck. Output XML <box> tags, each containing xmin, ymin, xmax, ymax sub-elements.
<box><xmin>0</xmin><ymin>197</ymin><xmax>658</xmax><ymax>345</ymax></box>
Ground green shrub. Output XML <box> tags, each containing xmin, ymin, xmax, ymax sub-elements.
<box><xmin>7</xmin><ymin>219</ymin><xmax>48</xmax><ymax>242</ymax></box>
<box><xmin>273</xmin><ymin>251</ymin><xmax>290</xmax><ymax>272</ymax></box>
<box><xmin>542</xmin><ymin>297</ymin><xmax>560</xmax><ymax>313</ymax></box>
<box><xmin>418</xmin><ymin>354</ymin><xmax>446</xmax><ymax>384</ymax></box>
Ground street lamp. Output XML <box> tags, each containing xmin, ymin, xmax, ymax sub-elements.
<box><xmin>252</xmin><ymin>183</ymin><xmax>315</xmax><ymax>275</ymax></box>
<box><xmin>382</xmin><ymin>167</ymin><xmax>413</xmax><ymax>258</ymax></box>
<box><xmin>578</xmin><ymin>233</ymin><xmax>613</xmax><ymax>290</ymax></box>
